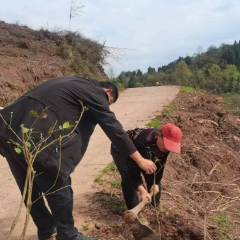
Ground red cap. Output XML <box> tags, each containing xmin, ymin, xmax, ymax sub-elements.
<box><xmin>161</xmin><ymin>123</ymin><xmax>183</xmax><ymax>153</ymax></box>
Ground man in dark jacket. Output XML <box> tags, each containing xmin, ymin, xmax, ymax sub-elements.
<box><xmin>111</xmin><ymin>123</ymin><xmax>183</xmax><ymax>225</ymax></box>
<box><xmin>0</xmin><ymin>76</ymin><xmax>156</xmax><ymax>240</ymax></box>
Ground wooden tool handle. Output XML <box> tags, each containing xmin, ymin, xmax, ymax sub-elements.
<box><xmin>130</xmin><ymin>187</ymin><xmax>159</xmax><ymax>216</ymax></box>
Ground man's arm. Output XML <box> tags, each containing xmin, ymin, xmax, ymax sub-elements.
<box><xmin>138</xmin><ymin>185</ymin><xmax>151</xmax><ymax>202</ymax></box>
<box><xmin>130</xmin><ymin>151</ymin><xmax>156</xmax><ymax>174</ymax></box>
<box><xmin>86</xmin><ymin>97</ymin><xmax>156</xmax><ymax>174</ymax></box>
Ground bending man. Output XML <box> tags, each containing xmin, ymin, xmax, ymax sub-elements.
<box><xmin>0</xmin><ymin>76</ymin><xmax>156</xmax><ymax>240</ymax></box>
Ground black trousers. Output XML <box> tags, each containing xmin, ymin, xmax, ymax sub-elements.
<box><xmin>111</xmin><ymin>147</ymin><xmax>161</xmax><ymax>210</ymax></box>
<box><xmin>0</xmin><ymin>138</ymin><xmax>78</xmax><ymax>240</ymax></box>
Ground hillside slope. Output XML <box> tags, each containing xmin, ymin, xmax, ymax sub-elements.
<box><xmin>81</xmin><ymin>90</ymin><xmax>240</xmax><ymax>240</ymax></box>
<box><xmin>0</xmin><ymin>20</ymin><xmax>108</xmax><ymax>107</ymax></box>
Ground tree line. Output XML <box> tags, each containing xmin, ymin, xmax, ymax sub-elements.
<box><xmin>111</xmin><ymin>40</ymin><xmax>240</xmax><ymax>93</ymax></box>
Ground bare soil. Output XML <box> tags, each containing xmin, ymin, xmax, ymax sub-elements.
<box><xmin>0</xmin><ymin>86</ymin><xmax>179</xmax><ymax>240</ymax></box>
<box><xmin>80</xmin><ymin>91</ymin><xmax>240</xmax><ymax>240</ymax></box>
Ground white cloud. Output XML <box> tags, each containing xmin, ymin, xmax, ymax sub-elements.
<box><xmin>0</xmin><ymin>0</ymin><xmax>240</xmax><ymax>74</ymax></box>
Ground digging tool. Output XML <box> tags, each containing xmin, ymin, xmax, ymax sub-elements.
<box><xmin>124</xmin><ymin>186</ymin><xmax>160</xmax><ymax>240</ymax></box>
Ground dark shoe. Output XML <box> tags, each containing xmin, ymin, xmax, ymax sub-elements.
<box><xmin>77</xmin><ymin>232</ymin><xmax>99</xmax><ymax>240</ymax></box>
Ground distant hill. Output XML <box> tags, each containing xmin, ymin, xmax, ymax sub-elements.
<box><xmin>113</xmin><ymin>40</ymin><xmax>240</xmax><ymax>94</ymax></box>
<box><xmin>158</xmin><ymin>40</ymin><xmax>240</xmax><ymax>74</ymax></box>
<box><xmin>0</xmin><ymin>20</ymin><xmax>108</xmax><ymax>107</ymax></box>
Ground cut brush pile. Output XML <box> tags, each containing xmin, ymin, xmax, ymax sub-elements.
<box><xmin>77</xmin><ymin>90</ymin><xmax>240</xmax><ymax>240</ymax></box>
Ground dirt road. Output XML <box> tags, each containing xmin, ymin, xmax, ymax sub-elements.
<box><xmin>0</xmin><ymin>86</ymin><xmax>179</xmax><ymax>239</ymax></box>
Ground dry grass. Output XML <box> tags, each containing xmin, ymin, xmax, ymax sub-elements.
<box><xmin>0</xmin><ymin>21</ymin><xmax>110</xmax><ymax>107</ymax></box>
<box><xmin>84</xmin><ymin>91</ymin><xmax>240</xmax><ymax>240</ymax></box>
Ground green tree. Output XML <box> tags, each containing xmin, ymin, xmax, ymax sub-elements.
<box><xmin>128</xmin><ymin>76</ymin><xmax>137</xmax><ymax>88</ymax></box>
<box><xmin>208</xmin><ymin>64</ymin><xmax>222</xmax><ymax>79</ymax></box>
<box><xmin>224</xmin><ymin>65</ymin><xmax>240</xmax><ymax>81</ymax></box>
<box><xmin>221</xmin><ymin>46</ymin><xmax>236</xmax><ymax>65</ymax></box>
<box><xmin>118</xmin><ymin>74</ymin><xmax>130</xmax><ymax>88</ymax></box>
<box><xmin>184</xmin><ymin>56</ymin><xmax>192</xmax><ymax>65</ymax></box>
<box><xmin>147</xmin><ymin>67</ymin><xmax>156</xmax><ymax>74</ymax></box>
<box><xmin>175</xmin><ymin>61</ymin><xmax>191</xmax><ymax>86</ymax></box>
<box><xmin>190</xmin><ymin>70</ymin><xmax>206</xmax><ymax>88</ymax></box>
<box><xmin>177</xmin><ymin>56</ymin><xmax>184</xmax><ymax>63</ymax></box>
<box><xmin>207</xmin><ymin>45</ymin><xmax>218</xmax><ymax>55</ymax></box>
<box><xmin>206</xmin><ymin>64</ymin><xmax>223</xmax><ymax>92</ymax></box>
<box><xmin>223</xmin><ymin>65</ymin><xmax>240</xmax><ymax>92</ymax></box>
<box><xmin>236</xmin><ymin>52</ymin><xmax>240</xmax><ymax>70</ymax></box>
<box><xmin>137</xmin><ymin>69</ymin><xmax>143</xmax><ymax>76</ymax></box>
<box><xmin>233</xmin><ymin>40</ymin><xmax>239</xmax><ymax>59</ymax></box>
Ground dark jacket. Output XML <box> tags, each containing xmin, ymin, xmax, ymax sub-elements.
<box><xmin>112</xmin><ymin>127</ymin><xmax>169</xmax><ymax>189</ymax></box>
<box><xmin>0</xmin><ymin>76</ymin><xmax>137</xmax><ymax>180</ymax></box>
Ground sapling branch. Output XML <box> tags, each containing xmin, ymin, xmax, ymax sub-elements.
<box><xmin>3</xmin><ymin>100</ymin><xmax>87</xmax><ymax>240</ymax></box>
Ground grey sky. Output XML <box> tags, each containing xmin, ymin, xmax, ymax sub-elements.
<box><xmin>0</xmin><ymin>0</ymin><xmax>240</xmax><ymax>75</ymax></box>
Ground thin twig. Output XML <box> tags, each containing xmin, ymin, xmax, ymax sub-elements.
<box><xmin>204</xmin><ymin>212</ymin><xmax>207</xmax><ymax>240</ymax></box>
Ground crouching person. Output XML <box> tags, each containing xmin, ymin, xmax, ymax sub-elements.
<box><xmin>111</xmin><ymin>123</ymin><xmax>183</xmax><ymax>224</ymax></box>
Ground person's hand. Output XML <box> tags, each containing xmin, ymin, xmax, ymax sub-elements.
<box><xmin>138</xmin><ymin>159</ymin><xmax>156</xmax><ymax>174</ymax></box>
<box><xmin>138</xmin><ymin>186</ymin><xmax>151</xmax><ymax>203</ymax></box>
<box><xmin>140</xmin><ymin>191</ymin><xmax>151</xmax><ymax>203</ymax></box>
<box><xmin>150</xmin><ymin>184</ymin><xmax>160</xmax><ymax>196</ymax></box>
<box><xmin>129</xmin><ymin>152</ymin><xmax>156</xmax><ymax>174</ymax></box>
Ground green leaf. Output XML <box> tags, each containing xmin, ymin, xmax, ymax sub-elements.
<box><xmin>26</xmin><ymin>142</ymin><xmax>31</xmax><ymax>148</ymax></box>
<box><xmin>29</xmin><ymin>110</ymin><xmax>39</xmax><ymax>118</ymax></box>
<box><xmin>7</xmin><ymin>141</ymin><xmax>11</xmax><ymax>143</ymax></box>
<box><xmin>14</xmin><ymin>148</ymin><xmax>22</xmax><ymax>154</ymax></box>
<box><xmin>66</xmin><ymin>124</ymin><xmax>74</xmax><ymax>130</ymax></box>
<box><xmin>48</xmin><ymin>127</ymin><xmax>53</xmax><ymax>135</ymax></box>
<box><xmin>78</xmin><ymin>100</ymin><xmax>83</xmax><ymax>105</ymax></box>
<box><xmin>63</xmin><ymin>121</ymin><xmax>70</xmax><ymax>129</ymax></box>
<box><xmin>22</xmin><ymin>127</ymin><xmax>29</xmax><ymax>133</ymax></box>
<box><xmin>84</xmin><ymin>106</ymin><xmax>89</xmax><ymax>112</ymax></box>
<box><xmin>59</xmin><ymin>125</ymin><xmax>63</xmax><ymax>130</ymax></box>
<box><xmin>75</xmin><ymin>121</ymin><xmax>78</xmax><ymax>124</ymax></box>
<box><xmin>20</xmin><ymin>124</ymin><xmax>25</xmax><ymax>128</ymax></box>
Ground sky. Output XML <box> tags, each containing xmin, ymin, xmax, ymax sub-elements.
<box><xmin>0</xmin><ymin>0</ymin><xmax>240</xmax><ymax>76</ymax></box>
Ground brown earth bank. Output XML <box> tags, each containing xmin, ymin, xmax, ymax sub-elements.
<box><xmin>0</xmin><ymin>86</ymin><xmax>180</xmax><ymax>239</ymax></box>
<box><xmin>78</xmin><ymin>90</ymin><xmax>240</xmax><ymax>240</ymax></box>
<box><xmin>0</xmin><ymin>20</ymin><xmax>108</xmax><ymax>107</ymax></box>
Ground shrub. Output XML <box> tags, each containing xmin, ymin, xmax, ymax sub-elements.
<box><xmin>57</xmin><ymin>44</ymin><xmax>72</xmax><ymax>59</ymax></box>
<box><xmin>117</xmin><ymin>83</ymin><xmax>124</xmax><ymax>91</ymax></box>
<box><xmin>18</xmin><ymin>41</ymin><xmax>29</xmax><ymax>49</ymax></box>
<box><xmin>136</xmin><ymin>82</ymin><xmax>144</xmax><ymax>88</ymax></box>
<box><xmin>223</xmin><ymin>93</ymin><xmax>240</xmax><ymax>116</ymax></box>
